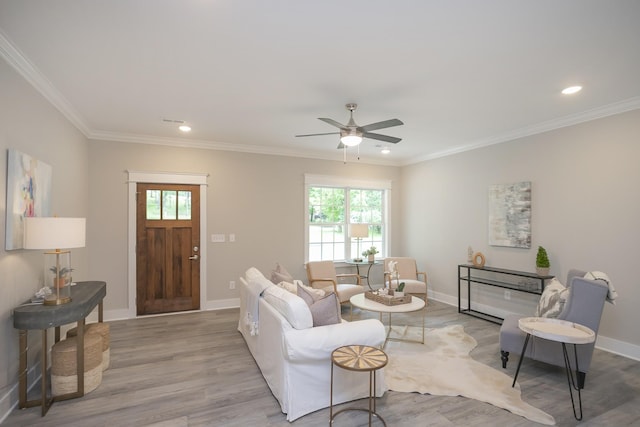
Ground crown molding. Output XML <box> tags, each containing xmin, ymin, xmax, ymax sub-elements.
<box><xmin>0</xmin><ymin>30</ymin><xmax>400</xmax><ymax>168</ymax></box>
<box><xmin>88</xmin><ymin>130</ymin><xmax>402</xmax><ymax>167</ymax></box>
<box><xmin>0</xmin><ymin>30</ymin><xmax>92</xmax><ymax>136</ymax></box>
<box><xmin>4</xmin><ymin>29</ymin><xmax>637</xmax><ymax>169</ymax></box>
<box><xmin>405</xmin><ymin>96</ymin><xmax>640</xmax><ymax>165</ymax></box>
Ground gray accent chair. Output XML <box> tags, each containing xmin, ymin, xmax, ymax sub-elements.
<box><xmin>499</xmin><ymin>269</ymin><xmax>609</xmax><ymax>389</ymax></box>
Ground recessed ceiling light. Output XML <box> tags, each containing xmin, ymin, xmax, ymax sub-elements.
<box><xmin>561</xmin><ymin>86</ymin><xmax>582</xmax><ymax>95</ymax></box>
<box><xmin>179</xmin><ymin>125</ymin><xmax>191</xmax><ymax>132</ymax></box>
<box><xmin>381</xmin><ymin>147</ymin><xmax>391</xmax><ymax>154</ymax></box>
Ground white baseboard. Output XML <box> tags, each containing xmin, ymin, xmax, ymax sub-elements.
<box><xmin>203</xmin><ymin>298</ymin><xmax>239</xmax><ymax>311</ymax></box>
<box><xmin>0</xmin><ymin>355</ymin><xmax>42</xmax><ymax>425</ymax></box>
<box><xmin>595</xmin><ymin>335</ymin><xmax>640</xmax><ymax>362</ymax></box>
<box><xmin>103</xmin><ymin>308</ymin><xmax>133</xmax><ymax>322</ymax></box>
<box><xmin>102</xmin><ymin>302</ymin><xmax>240</xmax><ymax>322</ymax></box>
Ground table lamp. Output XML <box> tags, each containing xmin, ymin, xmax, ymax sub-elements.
<box><xmin>349</xmin><ymin>223</ymin><xmax>369</xmax><ymax>262</ymax></box>
<box><xmin>23</xmin><ymin>217</ymin><xmax>86</xmax><ymax>305</ymax></box>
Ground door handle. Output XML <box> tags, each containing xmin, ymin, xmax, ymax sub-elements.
<box><xmin>189</xmin><ymin>255</ymin><xmax>199</xmax><ymax>260</ymax></box>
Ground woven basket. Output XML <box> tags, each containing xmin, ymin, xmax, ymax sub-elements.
<box><xmin>51</xmin><ymin>334</ymin><xmax>102</xmax><ymax>396</ymax></box>
<box><xmin>364</xmin><ymin>291</ymin><xmax>412</xmax><ymax>306</ymax></box>
<box><xmin>67</xmin><ymin>323</ymin><xmax>110</xmax><ymax>371</ymax></box>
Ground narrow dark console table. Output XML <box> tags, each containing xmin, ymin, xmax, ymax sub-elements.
<box><xmin>13</xmin><ymin>281</ymin><xmax>106</xmax><ymax>416</ymax></box>
<box><xmin>458</xmin><ymin>265</ymin><xmax>552</xmax><ymax>324</ymax></box>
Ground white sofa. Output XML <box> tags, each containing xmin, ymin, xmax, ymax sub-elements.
<box><xmin>238</xmin><ymin>268</ymin><xmax>386</xmax><ymax>421</ymax></box>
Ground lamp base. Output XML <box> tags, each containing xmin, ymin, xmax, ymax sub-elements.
<box><xmin>44</xmin><ymin>296</ymin><xmax>72</xmax><ymax>306</ymax></box>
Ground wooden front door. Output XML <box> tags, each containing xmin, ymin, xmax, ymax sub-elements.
<box><xmin>136</xmin><ymin>183</ymin><xmax>200</xmax><ymax>315</ymax></box>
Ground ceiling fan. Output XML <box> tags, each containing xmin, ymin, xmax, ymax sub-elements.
<box><xmin>296</xmin><ymin>103</ymin><xmax>403</xmax><ymax>149</ymax></box>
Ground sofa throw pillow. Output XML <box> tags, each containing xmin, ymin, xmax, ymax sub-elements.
<box><xmin>245</xmin><ymin>267</ymin><xmax>273</xmax><ymax>294</ymax></box>
<box><xmin>277</xmin><ymin>281</ymin><xmax>326</xmax><ymax>297</ymax></box>
<box><xmin>297</xmin><ymin>284</ymin><xmax>341</xmax><ymax>327</ymax></box>
<box><xmin>263</xmin><ymin>286</ymin><xmax>313</xmax><ymax>330</ymax></box>
<box><xmin>584</xmin><ymin>271</ymin><xmax>618</xmax><ymax>304</ymax></box>
<box><xmin>535</xmin><ymin>278</ymin><xmax>569</xmax><ymax>318</ymax></box>
<box><xmin>277</xmin><ymin>281</ymin><xmax>298</xmax><ymax>294</ymax></box>
<box><xmin>271</xmin><ymin>262</ymin><xmax>294</xmax><ymax>284</ymax></box>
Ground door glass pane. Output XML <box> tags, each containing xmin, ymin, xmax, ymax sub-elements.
<box><xmin>178</xmin><ymin>191</ymin><xmax>191</xmax><ymax>220</ymax></box>
<box><xmin>162</xmin><ymin>191</ymin><xmax>177</xmax><ymax>220</ymax></box>
<box><xmin>146</xmin><ymin>190</ymin><xmax>161</xmax><ymax>220</ymax></box>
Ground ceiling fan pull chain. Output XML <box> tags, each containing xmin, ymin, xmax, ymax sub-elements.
<box><xmin>343</xmin><ymin>146</ymin><xmax>347</xmax><ymax>164</ymax></box>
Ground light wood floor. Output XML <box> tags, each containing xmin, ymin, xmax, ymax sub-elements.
<box><xmin>4</xmin><ymin>300</ymin><xmax>640</xmax><ymax>426</ymax></box>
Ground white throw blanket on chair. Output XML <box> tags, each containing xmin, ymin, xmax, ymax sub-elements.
<box><xmin>584</xmin><ymin>271</ymin><xmax>618</xmax><ymax>304</ymax></box>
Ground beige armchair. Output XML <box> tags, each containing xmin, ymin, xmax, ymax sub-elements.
<box><xmin>384</xmin><ymin>257</ymin><xmax>427</xmax><ymax>301</ymax></box>
<box><xmin>305</xmin><ymin>261</ymin><xmax>365</xmax><ymax>304</ymax></box>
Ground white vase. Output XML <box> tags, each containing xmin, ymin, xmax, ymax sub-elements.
<box><xmin>394</xmin><ymin>291</ymin><xmax>404</xmax><ymax>297</ymax></box>
<box><xmin>536</xmin><ymin>267</ymin><xmax>550</xmax><ymax>276</ymax></box>
<box><xmin>368</xmin><ymin>254</ymin><xmax>375</xmax><ymax>262</ymax></box>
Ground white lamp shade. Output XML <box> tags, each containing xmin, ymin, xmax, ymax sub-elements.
<box><xmin>349</xmin><ymin>223</ymin><xmax>369</xmax><ymax>239</ymax></box>
<box><xmin>23</xmin><ymin>217</ymin><xmax>86</xmax><ymax>250</ymax></box>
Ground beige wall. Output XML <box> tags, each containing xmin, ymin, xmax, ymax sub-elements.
<box><xmin>401</xmin><ymin>109</ymin><xmax>640</xmax><ymax>356</ymax></box>
<box><xmin>0</xmin><ymin>60</ymin><xmax>90</xmax><ymax>417</ymax></box>
<box><xmin>88</xmin><ymin>141</ymin><xmax>402</xmax><ymax>314</ymax></box>
<box><xmin>3</xmin><ymin>47</ymin><xmax>640</xmax><ymax>420</ymax></box>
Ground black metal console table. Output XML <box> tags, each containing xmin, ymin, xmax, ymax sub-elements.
<box><xmin>13</xmin><ymin>281</ymin><xmax>106</xmax><ymax>416</ymax></box>
<box><xmin>458</xmin><ymin>264</ymin><xmax>552</xmax><ymax>324</ymax></box>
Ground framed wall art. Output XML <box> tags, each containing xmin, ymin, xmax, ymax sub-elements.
<box><xmin>5</xmin><ymin>149</ymin><xmax>52</xmax><ymax>250</ymax></box>
<box><xmin>488</xmin><ymin>181</ymin><xmax>531</xmax><ymax>248</ymax></box>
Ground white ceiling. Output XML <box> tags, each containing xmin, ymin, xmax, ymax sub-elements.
<box><xmin>1</xmin><ymin>1</ymin><xmax>639</xmax><ymax>166</ymax></box>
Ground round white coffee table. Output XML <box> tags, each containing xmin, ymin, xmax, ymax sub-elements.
<box><xmin>512</xmin><ymin>317</ymin><xmax>596</xmax><ymax>421</ymax></box>
<box><xmin>350</xmin><ymin>293</ymin><xmax>426</xmax><ymax>348</ymax></box>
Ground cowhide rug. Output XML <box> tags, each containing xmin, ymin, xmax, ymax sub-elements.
<box><xmin>384</xmin><ymin>324</ymin><xmax>555</xmax><ymax>425</ymax></box>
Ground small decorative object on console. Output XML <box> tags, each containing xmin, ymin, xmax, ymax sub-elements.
<box><xmin>536</xmin><ymin>246</ymin><xmax>550</xmax><ymax>276</ymax></box>
<box><xmin>472</xmin><ymin>252</ymin><xmax>486</xmax><ymax>268</ymax></box>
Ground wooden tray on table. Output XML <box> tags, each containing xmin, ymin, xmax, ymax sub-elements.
<box><xmin>364</xmin><ymin>291</ymin><xmax>411</xmax><ymax>306</ymax></box>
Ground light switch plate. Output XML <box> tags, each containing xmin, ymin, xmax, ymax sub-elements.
<box><xmin>211</xmin><ymin>234</ymin><xmax>225</xmax><ymax>243</ymax></box>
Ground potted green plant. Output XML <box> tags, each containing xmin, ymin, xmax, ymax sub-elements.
<box><xmin>362</xmin><ymin>246</ymin><xmax>379</xmax><ymax>262</ymax></box>
<box><xmin>536</xmin><ymin>246</ymin><xmax>550</xmax><ymax>276</ymax></box>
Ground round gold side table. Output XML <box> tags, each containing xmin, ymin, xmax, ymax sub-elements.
<box><xmin>330</xmin><ymin>345</ymin><xmax>388</xmax><ymax>426</ymax></box>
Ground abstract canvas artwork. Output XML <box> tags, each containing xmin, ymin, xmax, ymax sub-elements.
<box><xmin>5</xmin><ymin>149</ymin><xmax>52</xmax><ymax>250</ymax></box>
<box><xmin>488</xmin><ymin>181</ymin><xmax>531</xmax><ymax>248</ymax></box>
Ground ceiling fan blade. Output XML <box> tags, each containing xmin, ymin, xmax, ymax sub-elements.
<box><xmin>337</xmin><ymin>142</ymin><xmax>345</xmax><ymax>149</ymax></box>
<box><xmin>359</xmin><ymin>118</ymin><xmax>403</xmax><ymax>132</ymax></box>
<box><xmin>318</xmin><ymin>118</ymin><xmax>348</xmax><ymax>130</ymax></box>
<box><xmin>363</xmin><ymin>132</ymin><xmax>402</xmax><ymax>144</ymax></box>
<box><xmin>295</xmin><ymin>132</ymin><xmax>340</xmax><ymax>137</ymax></box>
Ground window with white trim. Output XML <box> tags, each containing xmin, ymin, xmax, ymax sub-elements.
<box><xmin>305</xmin><ymin>175</ymin><xmax>390</xmax><ymax>262</ymax></box>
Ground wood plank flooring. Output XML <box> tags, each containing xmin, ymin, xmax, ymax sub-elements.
<box><xmin>3</xmin><ymin>300</ymin><xmax>639</xmax><ymax>426</ymax></box>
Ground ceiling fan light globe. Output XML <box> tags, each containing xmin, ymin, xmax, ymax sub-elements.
<box><xmin>341</xmin><ymin>135</ymin><xmax>362</xmax><ymax>146</ymax></box>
